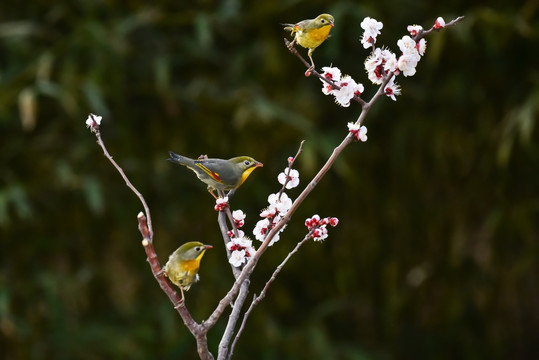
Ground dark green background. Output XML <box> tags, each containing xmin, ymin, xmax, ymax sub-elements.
<box><xmin>1</xmin><ymin>0</ymin><xmax>538</xmax><ymax>359</ymax></box>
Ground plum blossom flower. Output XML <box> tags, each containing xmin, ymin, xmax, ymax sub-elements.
<box><xmin>253</xmin><ymin>218</ymin><xmax>270</xmax><ymax>241</ymax></box>
<box><xmin>365</xmin><ymin>48</ymin><xmax>396</xmax><ymax>84</ymax></box>
<box><xmin>333</xmin><ymin>76</ymin><xmax>364</xmax><ymax>107</ymax></box>
<box><xmin>312</xmin><ymin>227</ymin><xmax>328</xmax><ymax>241</ymax></box>
<box><xmin>321</xmin><ymin>66</ymin><xmax>341</xmax><ymax>82</ymax></box>
<box><xmin>416</xmin><ymin>38</ymin><xmax>427</xmax><ymax>56</ymax></box>
<box><xmin>360</xmin><ymin>17</ymin><xmax>383</xmax><ymax>49</ymax></box>
<box><xmin>86</xmin><ymin>113</ymin><xmax>102</xmax><ymax>133</ymax></box>
<box><xmin>397</xmin><ymin>35</ymin><xmax>418</xmax><ymax>55</ymax></box>
<box><xmin>320</xmin><ymin>67</ymin><xmax>364</xmax><ymax>105</ymax></box>
<box><xmin>348</xmin><ymin>123</ymin><xmax>368</xmax><ymax>142</ymax></box>
<box><xmin>434</xmin><ymin>17</ymin><xmax>445</xmax><ymax>29</ymax></box>
<box><xmin>228</xmin><ymin>249</ymin><xmax>247</xmax><ymax>267</ymax></box>
<box><xmin>383</xmin><ymin>51</ymin><xmax>398</xmax><ymax>74</ymax></box>
<box><xmin>214</xmin><ymin>196</ymin><xmax>229</xmax><ymax>211</ymax></box>
<box><xmin>320</xmin><ymin>67</ymin><xmax>341</xmax><ymax>95</ymax></box>
<box><xmin>227</xmin><ymin>229</ymin><xmax>245</xmax><ymax>239</ymax></box>
<box><xmin>278</xmin><ymin>168</ymin><xmax>300</xmax><ymax>189</ymax></box>
<box><xmin>259</xmin><ymin>207</ymin><xmax>277</xmax><ymax>219</ymax></box>
<box><xmin>407</xmin><ymin>24</ymin><xmax>423</xmax><ymax>36</ymax></box>
<box><xmin>227</xmin><ymin>235</ymin><xmax>256</xmax><ymax>267</ymax></box>
<box><xmin>384</xmin><ymin>76</ymin><xmax>401</xmax><ymax>101</ymax></box>
<box><xmin>397</xmin><ymin>53</ymin><xmax>419</xmax><ymax>77</ymax></box>
<box><xmin>232</xmin><ymin>209</ymin><xmax>246</xmax><ymax>228</ymax></box>
<box><xmin>268</xmin><ymin>192</ymin><xmax>292</xmax><ymax>214</ymax></box>
<box><xmin>253</xmin><ymin>192</ymin><xmax>293</xmax><ymax>246</ymax></box>
<box><xmin>253</xmin><ymin>218</ymin><xmax>281</xmax><ymax>245</ymax></box>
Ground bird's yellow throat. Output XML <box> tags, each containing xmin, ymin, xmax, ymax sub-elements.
<box><xmin>180</xmin><ymin>250</ymin><xmax>208</xmax><ymax>272</ymax></box>
<box><xmin>240</xmin><ymin>166</ymin><xmax>258</xmax><ymax>185</ymax></box>
<box><xmin>309</xmin><ymin>25</ymin><xmax>333</xmax><ymax>43</ymax></box>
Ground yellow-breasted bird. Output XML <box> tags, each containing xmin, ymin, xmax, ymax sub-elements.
<box><xmin>283</xmin><ymin>13</ymin><xmax>335</xmax><ymax>72</ymax></box>
<box><xmin>164</xmin><ymin>241</ymin><xmax>213</xmax><ymax>301</ymax></box>
<box><xmin>168</xmin><ymin>152</ymin><xmax>263</xmax><ymax>198</ymax></box>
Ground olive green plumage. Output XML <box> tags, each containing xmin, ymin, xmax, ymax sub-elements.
<box><xmin>168</xmin><ymin>151</ymin><xmax>263</xmax><ymax>195</ymax></box>
<box><xmin>164</xmin><ymin>241</ymin><xmax>212</xmax><ymax>300</ymax></box>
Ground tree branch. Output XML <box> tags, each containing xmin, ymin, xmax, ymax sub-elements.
<box><xmin>229</xmin><ymin>232</ymin><xmax>312</xmax><ymax>358</ymax></box>
<box><xmin>91</xmin><ymin>119</ymin><xmax>214</xmax><ymax>360</ymax></box>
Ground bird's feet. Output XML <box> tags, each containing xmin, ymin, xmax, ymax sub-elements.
<box><xmin>286</xmin><ymin>39</ymin><xmax>296</xmax><ymax>51</ymax></box>
<box><xmin>305</xmin><ymin>65</ymin><xmax>315</xmax><ymax>77</ymax></box>
<box><xmin>156</xmin><ymin>268</ymin><xmax>166</xmax><ymax>277</ymax></box>
<box><xmin>174</xmin><ymin>298</ymin><xmax>185</xmax><ymax>309</ymax></box>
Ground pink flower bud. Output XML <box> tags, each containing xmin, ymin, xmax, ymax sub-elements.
<box><xmin>329</xmin><ymin>217</ymin><xmax>339</xmax><ymax>227</ymax></box>
<box><xmin>434</xmin><ymin>17</ymin><xmax>445</xmax><ymax>29</ymax></box>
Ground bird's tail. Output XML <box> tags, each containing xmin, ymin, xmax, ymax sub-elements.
<box><xmin>168</xmin><ymin>151</ymin><xmax>195</xmax><ymax>167</ymax></box>
<box><xmin>281</xmin><ymin>23</ymin><xmax>295</xmax><ymax>33</ymax></box>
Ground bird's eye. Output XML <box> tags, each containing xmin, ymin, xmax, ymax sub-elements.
<box><xmin>321</xmin><ymin>19</ymin><xmax>326</xmax><ymax>23</ymax></box>
<box><xmin>244</xmin><ymin>160</ymin><xmax>251</xmax><ymax>166</ymax></box>
<box><xmin>196</xmin><ymin>247</ymin><xmax>201</xmax><ymax>251</ymax></box>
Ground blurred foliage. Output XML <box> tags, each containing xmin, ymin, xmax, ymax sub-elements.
<box><xmin>1</xmin><ymin>0</ymin><xmax>538</xmax><ymax>359</ymax></box>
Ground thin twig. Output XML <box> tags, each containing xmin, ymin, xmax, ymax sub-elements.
<box><xmin>414</xmin><ymin>16</ymin><xmax>465</xmax><ymax>41</ymax></box>
<box><xmin>218</xmin><ymin>279</ymin><xmax>250</xmax><ymax>360</ymax></box>
<box><xmin>94</xmin><ymin>127</ymin><xmax>154</xmax><ymax>239</ymax></box>
<box><xmin>277</xmin><ymin>140</ymin><xmax>305</xmax><ymax>200</ymax></box>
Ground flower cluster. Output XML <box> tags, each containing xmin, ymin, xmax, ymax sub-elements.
<box><xmin>320</xmin><ymin>16</ymin><xmax>442</xmax><ymax>104</ymax></box>
<box><xmin>347</xmin><ymin>123</ymin><xmax>368</xmax><ymax>142</ymax></box>
<box><xmin>360</xmin><ymin>17</ymin><xmax>383</xmax><ymax>49</ymax></box>
<box><xmin>320</xmin><ymin>67</ymin><xmax>365</xmax><ymax>107</ymax></box>
<box><xmin>305</xmin><ymin>215</ymin><xmax>339</xmax><ymax>242</ymax></box>
<box><xmin>86</xmin><ymin>113</ymin><xmax>102</xmax><ymax>133</ymax></box>
<box><xmin>227</xmin><ymin>236</ymin><xmax>256</xmax><ymax>267</ymax></box>
<box><xmin>226</xmin><ymin>209</ymin><xmax>256</xmax><ymax>267</ymax></box>
<box><xmin>278</xmin><ymin>167</ymin><xmax>300</xmax><ymax>189</ymax></box>
<box><xmin>214</xmin><ymin>196</ymin><xmax>228</xmax><ymax>211</ymax></box>
<box><xmin>252</xmin><ymin>156</ymin><xmax>301</xmax><ymax>246</ymax></box>
<box><xmin>253</xmin><ymin>192</ymin><xmax>292</xmax><ymax>246</ymax></box>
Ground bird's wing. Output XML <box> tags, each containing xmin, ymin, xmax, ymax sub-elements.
<box><xmin>194</xmin><ymin>161</ymin><xmax>223</xmax><ymax>183</ymax></box>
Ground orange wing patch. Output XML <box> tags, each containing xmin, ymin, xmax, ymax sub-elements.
<box><xmin>196</xmin><ymin>163</ymin><xmax>222</xmax><ymax>183</ymax></box>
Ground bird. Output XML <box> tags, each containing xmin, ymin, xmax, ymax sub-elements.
<box><xmin>283</xmin><ymin>13</ymin><xmax>335</xmax><ymax>72</ymax></box>
<box><xmin>168</xmin><ymin>152</ymin><xmax>263</xmax><ymax>198</ymax></box>
<box><xmin>164</xmin><ymin>241</ymin><xmax>213</xmax><ymax>301</ymax></box>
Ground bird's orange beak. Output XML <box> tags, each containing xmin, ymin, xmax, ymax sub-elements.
<box><xmin>205</xmin><ymin>245</ymin><xmax>213</xmax><ymax>250</ymax></box>
<box><xmin>255</xmin><ymin>161</ymin><xmax>263</xmax><ymax>168</ymax></box>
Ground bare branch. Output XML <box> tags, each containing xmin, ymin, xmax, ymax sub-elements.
<box><xmin>94</xmin><ymin>125</ymin><xmax>154</xmax><ymax>239</ymax></box>
<box><xmin>229</xmin><ymin>232</ymin><xmax>312</xmax><ymax>358</ymax></box>
<box><xmin>217</xmin><ymin>279</ymin><xmax>250</xmax><ymax>360</ymax></box>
